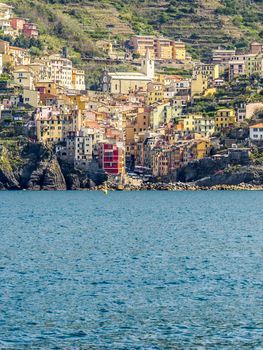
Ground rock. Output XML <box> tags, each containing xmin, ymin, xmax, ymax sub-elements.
<box><xmin>0</xmin><ymin>169</ymin><xmax>20</xmax><ymax>190</ymax></box>
<box><xmin>42</xmin><ymin>158</ymin><xmax>66</xmax><ymax>190</ymax></box>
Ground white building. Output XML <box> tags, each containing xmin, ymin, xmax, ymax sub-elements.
<box><xmin>0</xmin><ymin>53</ymin><xmax>2</xmax><ymax>74</ymax></box>
<box><xmin>249</xmin><ymin>124</ymin><xmax>263</xmax><ymax>141</ymax></box>
<box><xmin>13</xmin><ymin>68</ymin><xmax>34</xmax><ymax>90</ymax></box>
<box><xmin>236</xmin><ymin>102</ymin><xmax>263</xmax><ymax>122</ymax></box>
<box><xmin>102</xmin><ymin>50</ymin><xmax>155</xmax><ymax>94</ymax></box>
<box><xmin>0</xmin><ymin>3</ymin><xmax>13</xmax><ymax>35</ymax></box>
<box><xmin>194</xmin><ymin>115</ymin><xmax>215</xmax><ymax>138</ymax></box>
<box><xmin>63</xmin><ymin>128</ymin><xmax>104</xmax><ymax>170</ymax></box>
<box><xmin>47</xmin><ymin>54</ymin><xmax>73</xmax><ymax>89</ymax></box>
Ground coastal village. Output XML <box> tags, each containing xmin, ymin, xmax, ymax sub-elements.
<box><xmin>0</xmin><ymin>2</ymin><xmax>263</xmax><ymax>189</ymax></box>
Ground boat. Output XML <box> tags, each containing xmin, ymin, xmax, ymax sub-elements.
<box><xmin>102</xmin><ymin>185</ymin><xmax>109</xmax><ymax>195</ymax></box>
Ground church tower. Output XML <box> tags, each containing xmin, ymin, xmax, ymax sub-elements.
<box><xmin>141</xmin><ymin>49</ymin><xmax>155</xmax><ymax>79</ymax></box>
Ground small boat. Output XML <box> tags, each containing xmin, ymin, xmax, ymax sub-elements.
<box><xmin>102</xmin><ymin>186</ymin><xmax>109</xmax><ymax>195</ymax></box>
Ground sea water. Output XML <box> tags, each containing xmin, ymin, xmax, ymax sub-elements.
<box><xmin>0</xmin><ymin>191</ymin><xmax>263</xmax><ymax>349</ymax></box>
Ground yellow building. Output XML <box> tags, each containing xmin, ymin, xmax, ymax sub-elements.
<box><xmin>193</xmin><ymin>63</ymin><xmax>219</xmax><ymax>80</ymax></box>
<box><xmin>35</xmin><ymin>108</ymin><xmax>81</xmax><ymax>143</ymax></box>
<box><xmin>196</xmin><ymin>139</ymin><xmax>211</xmax><ymax>159</ymax></box>
<box><xmin>130</xmin><ymin>35</ymin><xmax>186</xmax><ymax>61</ymax></box>
<box><xmin>35</xmin><ymin>81</ymin><xmax>59</xmax><ymax>95</ymax></box>
<box><xmin>36</xmin><ymin>116</ymin><xmax>65</xmax><ymax>143</ymax></box>
<box><xmin>147</xmin><ymin>82</ymin><xmax>164</xmax><ymax>104</ymax></box>
<box><xmin>68</xmin><ymin>95</ymin><xmax>89</xmax><ymax>111</ymax></box>
<box><xmin>125</xmin><ymin>108</ymin><xmax>150</xmax><ymax>159</ymax></box>
<box><xmin>172</xmin><ymin>41</ymin><xmax>186</xmax><ymax>61</ymax></box>
<box><xmin>191</xmin><ymin>74</ymin><xmax>208</xmax><ymax>97</ymax></box>
<box><xmin>155</xmin><ymin>38</ymin><xmax>173</xmax><ymax>60</ymax></box>
<box><xmin>177</xmin><ymin>115</ymin><xmax>196</xmax><ymax>132</ymax></box>
<box><xmin>215</xmin><ymin>109</ymin><xmax>236</xmax><ymax>129</ymax></box>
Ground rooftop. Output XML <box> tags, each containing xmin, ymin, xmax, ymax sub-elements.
<box><xmin>249</xmin><ymin>124</ymin><xmax>263</xmax><ymax>128</ymax></box>
<box><xmin>108</xmin><ymin>72</ymin><xmax>151</xmax><ymax>81</ymax></box>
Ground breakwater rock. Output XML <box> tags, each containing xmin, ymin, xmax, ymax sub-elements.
<box><xmin>94</xmin><ymin>182</ymin><xmax>263</xmax><ymax>191</ymax></box>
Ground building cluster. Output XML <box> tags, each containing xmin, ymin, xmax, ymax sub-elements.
<box><xmin>212</xmin><ymin>43</ymin><xmax>263</xmax><ymax>80</ymax></box>
<box><xmin>129</xmin><ymin>35</ymin><xmax>186</xmax><ymax>61</ymax></box>
<box><xmin>0</xmin><ymin>13</ymin><xmax>262</xmax><ymax>180</ymax></box>
<box><xmin>32</xmin><ymin>49</ymin><xmax>262</xmax><ymax>178</ymax></box>
<box><xmin>0</xmin><ymin>3</ymin><xmax>38</xmax><ymax>38</ymax></box>
<box><xmin>0</xmin><ymin>39</ymin><xmax>86</xmax><ymax>106</ymax></box>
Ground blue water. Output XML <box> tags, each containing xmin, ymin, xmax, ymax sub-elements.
<box><xmin>0</xmin><ymin>191</ymin><xmax>263</xmax><ymax>349</ymax></box>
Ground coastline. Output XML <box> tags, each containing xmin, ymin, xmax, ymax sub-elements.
<box><xmin>92</xmin><ymin>183</ymin><xmax>263</xmax><ymax>191</ymax></box>
<box><xmin>1</xmin><ymin>181</ymin><xmax>263</xmax><ymax>191</ymax></box>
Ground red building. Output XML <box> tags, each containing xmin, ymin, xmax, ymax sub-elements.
<box><xmin>99</xmin><ymin>143</ymin><xmax>124</xmax><ymax>175</ymax></box>
<box><xmin>10</xmin><ymin>18</ymin><xmax>26</xmax><ymax>31</ymax></box>
<box><xmin>23</xmin><ymin>22</ymin><xmax>38</xmax><ymax>38</ymax></box>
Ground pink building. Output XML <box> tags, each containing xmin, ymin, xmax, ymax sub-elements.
<box><xmin>23</xmin><ymin>22</ymin><xmax>38</xmax><ymax>38</ymax></box>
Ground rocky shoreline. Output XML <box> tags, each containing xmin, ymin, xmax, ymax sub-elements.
<box><xmin>1</xmin><ymin>139</ymin><xmax>263</xmax><ymax>191</ymax></box>
<box><xmin>93</xmin><ymin>182</ymin><xmax>263</xmax><ymax>191</ymax></box>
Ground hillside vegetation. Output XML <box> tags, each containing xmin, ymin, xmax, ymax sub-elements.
<box><xmin>2</xmin><ymin>0</ymin><xmax>263</xmax><ymax>59</ymax></box>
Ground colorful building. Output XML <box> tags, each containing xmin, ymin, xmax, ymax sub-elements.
<box><xmin>193</xmin><ymin>63</ymin><xmax>219</xmax><ymax>81</ymax></box>
<box><xmin>23</xmin><ymin>22</ymin><xmax>38</xmax><ymax>38</ymax></box>
<box><xmin>130</xmin><ymin>35</ymin><xmax>186</xmax><ymax>61</ymax></box>
<box><xmin>215</xmin><ymin>109</ymin><xmax>236</xmax><ymax>130</ymax></box>
<box><xmin>102</xmin><ymin>51</ymin><xmax>154</xmax><ymax>94</ymax></box>
<box><xmin>249</xmin><ymin>123</ymin><xmax>263</xmax><ymax>141</ymax></box>
<box><xmin>72</xmin><ymin>68</ymin><xmax>86</xmax><ymax>91</ymax></box>
<box><xmin>99</xmin><ymin>142</ymin><xmax>124</xmax><ymax>175</ymax></box>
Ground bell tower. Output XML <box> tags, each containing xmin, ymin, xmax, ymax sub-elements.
<box><xmin>141</xmin><ymin>49</ymin><xmax>155</xmax><ymax>79</ymax></box>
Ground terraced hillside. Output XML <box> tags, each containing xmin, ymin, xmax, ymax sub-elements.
<box><xmin>3</xmin><ymin>0</ymin><xmax>263</xmax><ymax>59</ymax></box>
<box><xmin>135</xmin><ymin>0</ymin><xmax>263</xmax><ymax>57</ymax></box>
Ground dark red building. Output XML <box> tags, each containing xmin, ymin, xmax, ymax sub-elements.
<box><xmin>99</xmin><ymin>143</ymin><xmax>123</xmax><ymax>175</ymax></box>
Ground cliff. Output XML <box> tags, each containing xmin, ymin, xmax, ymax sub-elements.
<box><xmin>195</xmin><ymin>165</ymin><xmax>263</xmax><ymax>187</ymax></box>
<box><xmin>0</xmin><ymin>138</ymin><xmax>106</xmax><ymax>190</ymax></box>
<box><xmin>175</xmin><ymin>151</ymin><xmax>263</xmax><ymax>187</ymax></box>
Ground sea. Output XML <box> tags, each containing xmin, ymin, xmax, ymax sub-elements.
<box><xmin>0</xmin><ymin>191</ymin><xmax>263</xmax><ymax>349</ymax></box>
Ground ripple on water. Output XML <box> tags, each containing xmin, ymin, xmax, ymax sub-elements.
<box><xmin>0</xmin><ymin>191</ymin><xmax>262</xmax><ymax>349</ymax></box>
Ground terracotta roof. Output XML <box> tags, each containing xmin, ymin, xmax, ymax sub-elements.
<box><xmin>85</xmin><ymin>120</ymin><xmax>100</xmax><ymax>129</ymax></box>
<box><xmin>249</xmin><ymin>124</ymin><xmax>263</xmax><ymax>128</ymax></box>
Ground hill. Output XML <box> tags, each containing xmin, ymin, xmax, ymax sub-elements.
<box><xmin>3</xmin><ymin>0</ymin><xmax>263</xmax><ymax>59</ymax></box>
